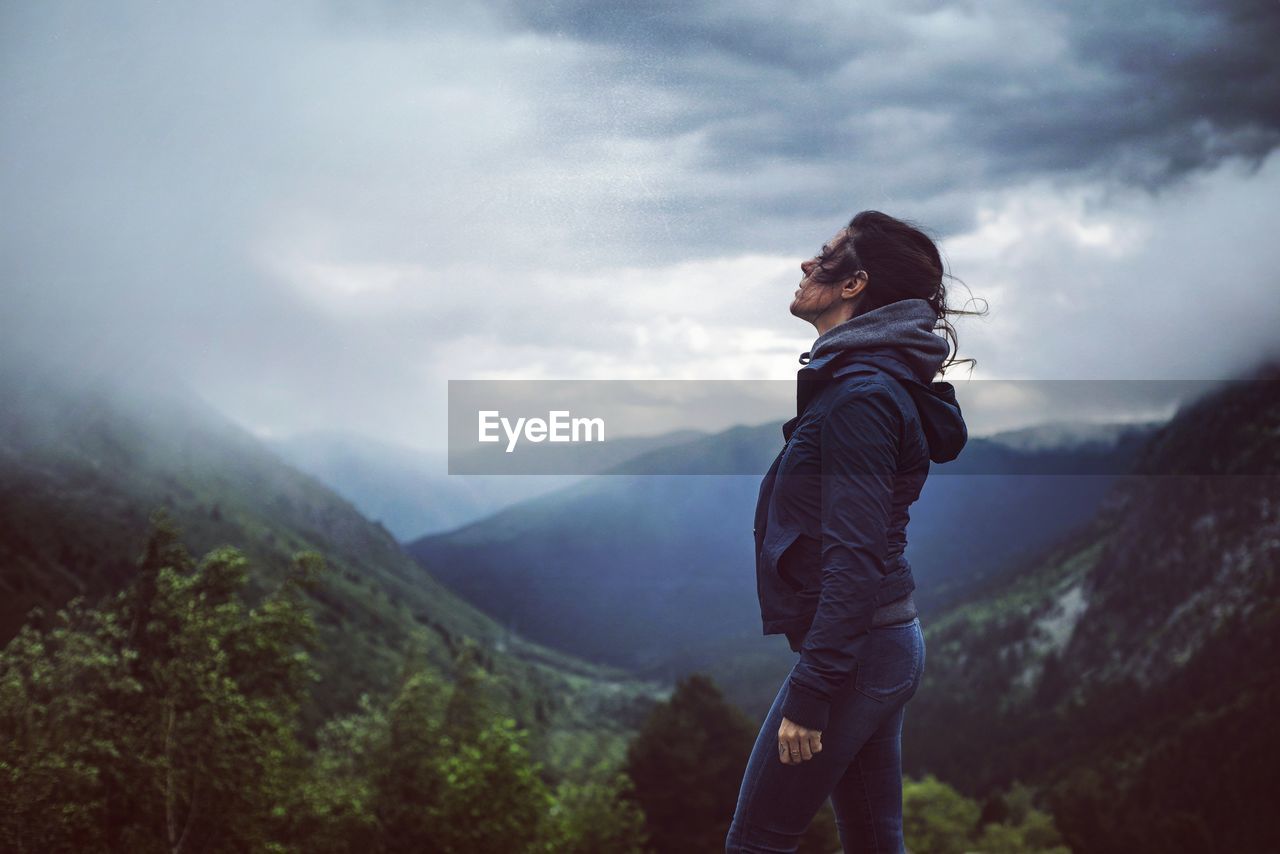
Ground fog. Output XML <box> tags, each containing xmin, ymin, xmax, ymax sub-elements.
<box><xmin>3</xmin><ymin>0</ymin><xmax>1278</xmax><ymax>452</ymax></box>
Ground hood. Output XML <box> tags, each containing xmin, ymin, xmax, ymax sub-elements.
<box><xmin>798</xmin><ymin>298</ymin><xmax>969</xmax><ymax>463</ymax></box>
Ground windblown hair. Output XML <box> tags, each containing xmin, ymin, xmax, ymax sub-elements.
<box><xmin>811</xmin><ymin>210</ymin><xmax>987</xmax><ymax>376</ymax></box>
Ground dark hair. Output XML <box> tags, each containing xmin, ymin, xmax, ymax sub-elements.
<box><xmin>811</xmin><ymin>210</ymin><xmax>987</xmax><ymax>376</ymax></box>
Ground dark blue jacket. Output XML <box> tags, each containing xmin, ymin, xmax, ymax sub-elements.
<box><xmin>752</xmin><ymin>298</ymin><xmax>968</xmax><ymax>731</ymax></box>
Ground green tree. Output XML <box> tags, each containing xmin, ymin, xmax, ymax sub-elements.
<box><xmin>0</xmin><ymin>514</ymin><xmax>323</xmax><ymax>853</ymax></box>
<box><xmin>623</xmin><ymin>672</ymin><xmax>789</xmax><ymax>854</ymax></box>
<box><xmin>1</xmin><ymin>513</ymin><xmax>670</xmax><ymax>853</ymax></box>
<box><xmin>978</xmin><ymin>780</ymin><xmax>1069</xmax><ymax>853</ymax></box>
<box><xmin>285</xmin><ymin>693</ymin><xmax>385</xmax><ymax>853</ymax></box>
<box><xmin>0</xmin><ymin>597</ymin><xmax>137</xmax><ymax>851</ymax></box>
<box><xmin>426</xmin><ymin>716</ymin><xmax>558</xmax><ymax>853</ymax></box>
<box><xmin>903</xmin><ymin>775</ymin><xmax>1070</xmax><ymax>854</ymax></box>
<box><xmin>903</xmin><ymin>773</ymin><xmax>981</xmax><ymax>854</ymax></box>
<box><xmin>441</xmin><ymin>636</ymin><xmax>503</xmax><ymax>741</ymax></box>
<box><xmin>543</xmin><ymin>763</ymin><xmax>650</xmax><ymax>854</ymax></box>
<box><xmin>370</xmin><ymin>654</ymin><xmax>584</xmax><ymax>854</ymax></box>
<box><xmin>374</xmin><ymin>667</ymin><xmax>453</xmax><ymax>850</ymax></box>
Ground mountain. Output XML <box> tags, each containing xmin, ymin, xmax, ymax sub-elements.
<box><xmin>0</xmin><ymin>350</ymin><xmax>665</xmax><ymax>768</ymax></box>
<box><xmin>983</xmin><ymin>418</ymin><xmax>1167</xmax><ymax>454</ymax></box>
<box><xmin>267</xmin><ymin>428</ymin><xmax>709</xmax><ymax>542</ymax></box>
<box><xmin>405</xmin><ymin>413</ymin><xmax>1157</xmax><ymax>701</ymax></box>
<box><xmin>265</xmin><ymin>431</ymin><xmax>584</xmax><ymax>541</ymax></box>
<box><xmin>903</xmin><ymin>362</ymin><xmax>1280</xmax><ymax>852</ymax></box>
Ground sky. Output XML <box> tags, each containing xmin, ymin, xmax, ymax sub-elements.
<box><xmin>3</xmin><ymin>0</ymin><xmax>1279</xmax><ymax>453</ymax></box>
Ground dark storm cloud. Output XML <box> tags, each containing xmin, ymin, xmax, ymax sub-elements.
<box><xmin>3</xmin><ymin>0</ymin><xmax>1279</xmax><ymax>451</ymax></box>
<box><xmin>1003</xmin><ymin>0</ymin><xmax>1280</xmax><ymax>187</ymax></box>
<box><xmin>490</xmin><ymin>0</ymin><xmax>1280</xmax><ymax>207</ymax></box>
<box><xmin>493</xmin><ymin>0</ymin><xmax>900</xmax><ymax>75</ymax></box>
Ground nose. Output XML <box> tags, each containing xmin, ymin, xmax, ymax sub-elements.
<box><xmin>801</xmin><ymin>258</ymin><xmax>814</xmax><ymax>276</ymax></box>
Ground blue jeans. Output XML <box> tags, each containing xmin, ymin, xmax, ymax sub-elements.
<box><xmin>725</xmin><ymin>617</ymin><xmax>926</xmax><ymax>853</ymax></box>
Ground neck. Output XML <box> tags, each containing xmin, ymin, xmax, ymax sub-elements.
<box><xmin>812</xmin><ymin>307</ymin><xmax>855</xmax><ymax>336</ymax></box>
<box><xmin>811</xmin><ymin>292</ymin><xmax>868</xmax><ymax>335</ymax></box>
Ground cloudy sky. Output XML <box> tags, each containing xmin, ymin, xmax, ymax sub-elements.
<box><xmin>3</xmin><ymin>0</ymin><xmax>1279</xmax><ymax>452</ymax></box>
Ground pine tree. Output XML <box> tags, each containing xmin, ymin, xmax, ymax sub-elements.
<box><xmin>622</xmin><ymin>672</ymin><xmax>760</xmax><ymax>854</ymax></box>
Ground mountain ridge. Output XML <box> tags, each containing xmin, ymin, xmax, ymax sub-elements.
<box><xmin>0</xmin><ymin>351</ymin><xmax>667</xmax><ymax>771</ymax></box>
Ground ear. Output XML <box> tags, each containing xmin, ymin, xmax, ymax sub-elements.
<box><xmin>842</xmin><ymin>270</ymin><xmax>868</xmax><ymax>299</ymax></box>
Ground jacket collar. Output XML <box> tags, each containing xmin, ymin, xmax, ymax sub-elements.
<box><xmin>788</xmin><ymin>298</ymin><xmax>969</xmax><ymax>462</ymax></box>
<box><xmin>797</xmin><ymin>298</ymin><xmax>950</xmax><ymax>385</ymax></box>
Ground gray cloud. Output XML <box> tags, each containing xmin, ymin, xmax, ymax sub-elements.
<box><xmin>486</xmin><ymin>0</ymin><xmax>1280</xmax><ymax>222</ymax></box>
<box><xmin>2</xmin><ymin>0</ymin><xmax>1278</xmax><ymax>452</ymax></box>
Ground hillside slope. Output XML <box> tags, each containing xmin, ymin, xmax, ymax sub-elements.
<box><xmin>265</xmin><ymin>431</ymin><xmax>584</xmax><ymax>541</ymax></box>
<box><xmin>0</xmin><ymin>353</ymin><xmax>665</xmax><ymax>770</ymax></box>
<box><xmin>406</xmin><ymin>418</ymin><xmax>1152</xmax><ymax>684</ymax></box>
<box><xmin>267</xmin><ymin>427</ymin><xmax>708</xmax><ymax>542</ymax></box>
<box><xmin>905</xmin><ymin>364</ymin><xmax>1280</xmax><ymax>853</ymax></box>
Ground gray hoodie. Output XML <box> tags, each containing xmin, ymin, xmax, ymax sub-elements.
<box><xmin>798</xmin><ymin>298</ymin><xmax>968</xmax><ymax>463</ymax></box>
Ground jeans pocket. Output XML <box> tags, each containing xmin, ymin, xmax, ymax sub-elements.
<box><xmin>854</xmin><ymin>622</ymin><xmax>923</xmax><ymax>703</ymax></box>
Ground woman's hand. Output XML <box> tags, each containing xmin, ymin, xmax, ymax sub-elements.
<box><xmin>777</xmin><ymin>716</ymin><xmax>823</xmax><ymax>764</ymax></box>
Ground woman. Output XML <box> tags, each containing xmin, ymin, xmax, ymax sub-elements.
<box><xmin>726</xmin><ymin>211</ymin><xmax>979</xmax><ymax>853</ymax></box>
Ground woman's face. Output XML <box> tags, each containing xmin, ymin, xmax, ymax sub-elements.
<box><xmin>790</xmin><ymin>226</ymin><xmax>861</xmax><ymax>324</ymax></box>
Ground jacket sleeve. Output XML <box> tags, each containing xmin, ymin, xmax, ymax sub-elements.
<box><xmin>780</xmin><ymin>381</ymin><xmax>900</xmax><ymax>731</ymax></box>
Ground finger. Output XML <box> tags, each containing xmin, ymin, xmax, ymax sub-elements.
<box><xmin>779</xmin><ymin>734</ymin><xmax>799</xmax><ymax>765</ymax></box>
<box><xmin>777</xmin><ymin>723</ymin><xmax>794</xmax><ymax>764</ymax></box>
<box><xmin>798</xmin><ymin>736</ymin><xmax>813</xmax><ymax>761</ymax></box>
<box><xmin>773</xmin><ymin>737</ymin><xmax>793</xmax><ymax>768</ymax></box>
<box><xmin>809</xmin><ymin>732</ymin><xmax>823</xmax><ymax>755</ymax></box>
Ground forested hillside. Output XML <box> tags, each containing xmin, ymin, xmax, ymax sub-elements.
<box><xmin>0</xmin><ymin>354</ymin><xmax>664</xmax><ymax>764</ymax></box>
<box><xmin>906</xmin><ymin>364</ymin><xmax>1280</xmax><ymax>852</ymax></box>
